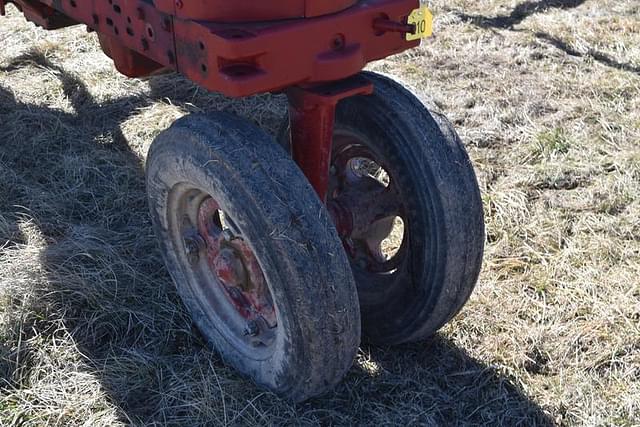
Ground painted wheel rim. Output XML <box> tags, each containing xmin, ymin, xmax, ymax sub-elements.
<box><xmin>167</xmin><ymin>184</ymin><xmax>278</xmax><ymax>358</ymax></box>
<box><xmin>328</xmin><ymin>130</ymin><xmax>409</xmax><ymax>278</ymax></box>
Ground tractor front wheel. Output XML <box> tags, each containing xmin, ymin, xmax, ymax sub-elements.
<box><xmin>146</xmin><ymin>113</ymin><xmax>360</xmax><ymax>401</ymax></box>
<box><xmin>280</xmin><ymin>72</ymin><xmax>485</xmax><ymax>345</ymax></box>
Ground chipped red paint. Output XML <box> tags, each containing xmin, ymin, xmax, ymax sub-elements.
<box><xmin>197</xmin><ymin>198</ymin><xmax>276</xmax><ymax>327</ymax></box>
<box><xmin>6</xmin><ymin>0</ymin><xmax>419</xmax><ymax>97</ymax></box>
<box><xmin>5</xmin><ymin>0</ymin><xmax>421</xmax><ymax>231</ymax></box>
<box><xmin>286</xmin><ymin>74</ymin><xmax>373</xmax><ymax>201</ymax></box>
<box><xmin>153</xmin><ymin>0</ymin><xmax>359</xmax><ymax>22</ymax></box>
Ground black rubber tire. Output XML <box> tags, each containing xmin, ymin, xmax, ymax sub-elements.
<box><xmin>146</xmin><ymin>113</ymin><xmax>360</xmax><ymax>401</ymax></box>
<box><xmin>279</xmin><ymin>72</ymin><xmax>485</xmax><ymax>345</ymax></box>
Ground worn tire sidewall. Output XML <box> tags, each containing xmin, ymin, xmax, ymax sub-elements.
<box><xmin>337</xmin><ymin>72</ymin><xmax>485</xmax><ymax>344</ymax></box>
<box><xmin>146</xmin><ymin>114</ymin><xmax>360</xmax><ymax>399</ymax></box>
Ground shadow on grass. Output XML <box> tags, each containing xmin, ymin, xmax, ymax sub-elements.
<box><xmin>533</xmin><ymin>31</ymin><xmax>640</xmax><ymax>75</ymax></box>
<box><xmin>456</xmin><ymin>0</ymin><xmax>639</xmax><ymax>76</ymax></box>
<box><xmin>457</xmin><ymin>0</ymin><xmax>587</xmax><ymax>29</ymax></box>
<box><xmin>0</xmin><ymin>52</ymin><xmax>554</xmax><ymax>425</ymax></box>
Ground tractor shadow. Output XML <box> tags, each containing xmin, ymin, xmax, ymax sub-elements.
<box><xmin>455</xmin><ymin>0</ymin><xmax>640</xmax><ymax>75</ymax></box>
<box><xmin>532</xmin><ymin>31</ymin><xmax>640</xmax><ymax>75</ymax></box>
<box><xmin>456</xmin><ymin>0</ymin><xmax>588</xmax><ymax>29</ymax></box>
<box><xmin>0</xmin><ymin>53</ymin><xmax>552</xmax><ymax>424</ymax></box>
<box><xmin>322</xmin><ymin>337</ymin><xmax>556</xmax><ymax>425</ymax></box>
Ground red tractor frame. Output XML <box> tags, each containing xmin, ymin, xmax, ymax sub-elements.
<box><xmin>3</xmin><ymin>0</ymin><xmax>423</xmax><ymax>198</ymax></box>
<box><xmin>2</xmin><ymin>0</ymin><xmax>485</xmax><ymax>401</ymax></box>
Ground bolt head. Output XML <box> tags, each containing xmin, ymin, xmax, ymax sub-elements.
<box><xmin>244</xmin><ymin>320</ymin><xmax>259</xmax><ymax>337</ymax></box>
<box><xmin>184</xmin><ymin>238</ymin><xmax>196</xmax><ymax>254</ymax></box>
<box><xmin>331</xmin><ymin>34</ymin><xmax>346</xmax><ymax>50</ymax></box>
<box><xmin>184</xmin><ymin>236</ymin><xmax>204</xmax><ymax>264</ymax></box>
<box><xmin>222</xmin><ymin>229</ymin><xmax>234</xmax><ymax>241</ymax></box>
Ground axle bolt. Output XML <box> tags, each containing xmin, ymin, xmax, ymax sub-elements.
<box><xmin>244</xmin><ymin>320</ymin><xmax>260</xmax><ymax>337</ymax></box>
<box><xmin>222</xmin><ymin>229</ymin><xmax>235</xmax><ymax>242</ymax></box>
<box><xmin>184</xmin><ymin>235</ymin><xmax>204</xmax><ymax>263</ymax></box>
<box><xmin>228</xmin><ymin>286</ymin><xmax>243</xmax><ymax>300</ymax></box>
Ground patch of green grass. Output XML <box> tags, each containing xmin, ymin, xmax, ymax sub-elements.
<box><xmin>531</xmin><ymin>127</ymin><xmax>572</xmax><ymax>160</ymax></box>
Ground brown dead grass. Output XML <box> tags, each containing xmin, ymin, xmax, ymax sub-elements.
<box><xmin>1</xmin><ymin>0</ymin><xmax>639</xmax><ymax>425</ymax></box>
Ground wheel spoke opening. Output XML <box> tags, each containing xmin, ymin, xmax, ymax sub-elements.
<box><xmin>378</xmin><ymin>216</ymin><xmax>405</xmax><ymax>260</ymax></box>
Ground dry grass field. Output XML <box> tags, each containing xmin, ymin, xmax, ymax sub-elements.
<box><xmin>1</xmin><ymin>0</ymin><xmax>639</xmax><ymax>425</ymax></box>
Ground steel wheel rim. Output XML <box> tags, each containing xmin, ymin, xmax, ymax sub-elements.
<box><xmin>167</xmin><ymin>183</ymin><xmax>279</xmax><ymax>359</ymax></box>
<box><xmin>328</xmin><ymin>129</ymin><xmax>410</xmax><ymax>281</ymax></box>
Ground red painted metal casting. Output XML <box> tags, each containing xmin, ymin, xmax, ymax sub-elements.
<box><xmin>174</xmin><ymin>0</ymin><xmax>419</xmax><ymax>97</ymax></box>
<box><xmin>153</xmin><ymin>0</ymin><xmax>358</xmax><ymax>22</ymax></box>
<box><xmin>286</xmin><ymin>74</ymin><xmax>373</xmax><ymax>201</ymax></box>
<box><xmin>196</xmin><ymin>198</ymin><xmax>277</xmax><ymax>328</ymax></box>
<box><xmin>6</xmin><ymin>0</ymin><xmax>419</xmax><ymax>97</ymax></box>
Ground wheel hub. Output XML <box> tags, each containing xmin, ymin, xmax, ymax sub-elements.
<box><xmin>328</xmin><ymin>132</ymin><xmax>408</xmax><ymax>273</ymax></box>
<box><xmin>189</xmin><ymin>197</ymin><xmax>277</xmax><ymax>330</ymax></box>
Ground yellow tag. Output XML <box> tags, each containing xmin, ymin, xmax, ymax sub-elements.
<box><xmin>406</xmin><ymin>6</ymin><xmax>433</xmax><ymax>41</ymax></box>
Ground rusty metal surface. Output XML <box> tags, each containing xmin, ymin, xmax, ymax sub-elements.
<box><xmin>5</xmin><ymin>0</ymin><xmax>419</xmax><ymax>96</ymax></box>
<box><xmin>196</xmin><ymin>198</ymin><xmax>277</xmax><ymax>329</ymax></box>
<box><xmin>9</xmin><ymin>0</ymin><xmax>77</xmax><ymax>29</ymax></box>
<box><xmin>286</xmin><ymin>74</ymin><xmax>373</xmax><ymax>201</ymax></box>
<box><xmin>153</xmin><ymin>0</ymin><xmax>359</xmax><ymax>22</ymax></box>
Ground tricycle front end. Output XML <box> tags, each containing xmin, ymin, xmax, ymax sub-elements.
<box><xmin>2</xmin><ymin>0</ymin><xmax>484</xmax><ymax>401</ymax></box>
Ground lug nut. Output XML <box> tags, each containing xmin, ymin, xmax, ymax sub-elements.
<box><xmin>244</xmin><ymin>320</ymin><xmax>259</xmax><ymax>337</ymax></box>
<box><xmin>184</xmin><ymin>235</ymin><xmax>204</xmax><ymax>263</ymax></box>
<box><xmin>222</xmin><ymin>229</ymin><xmax>235</xmax><ymax>242</ymax></box>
